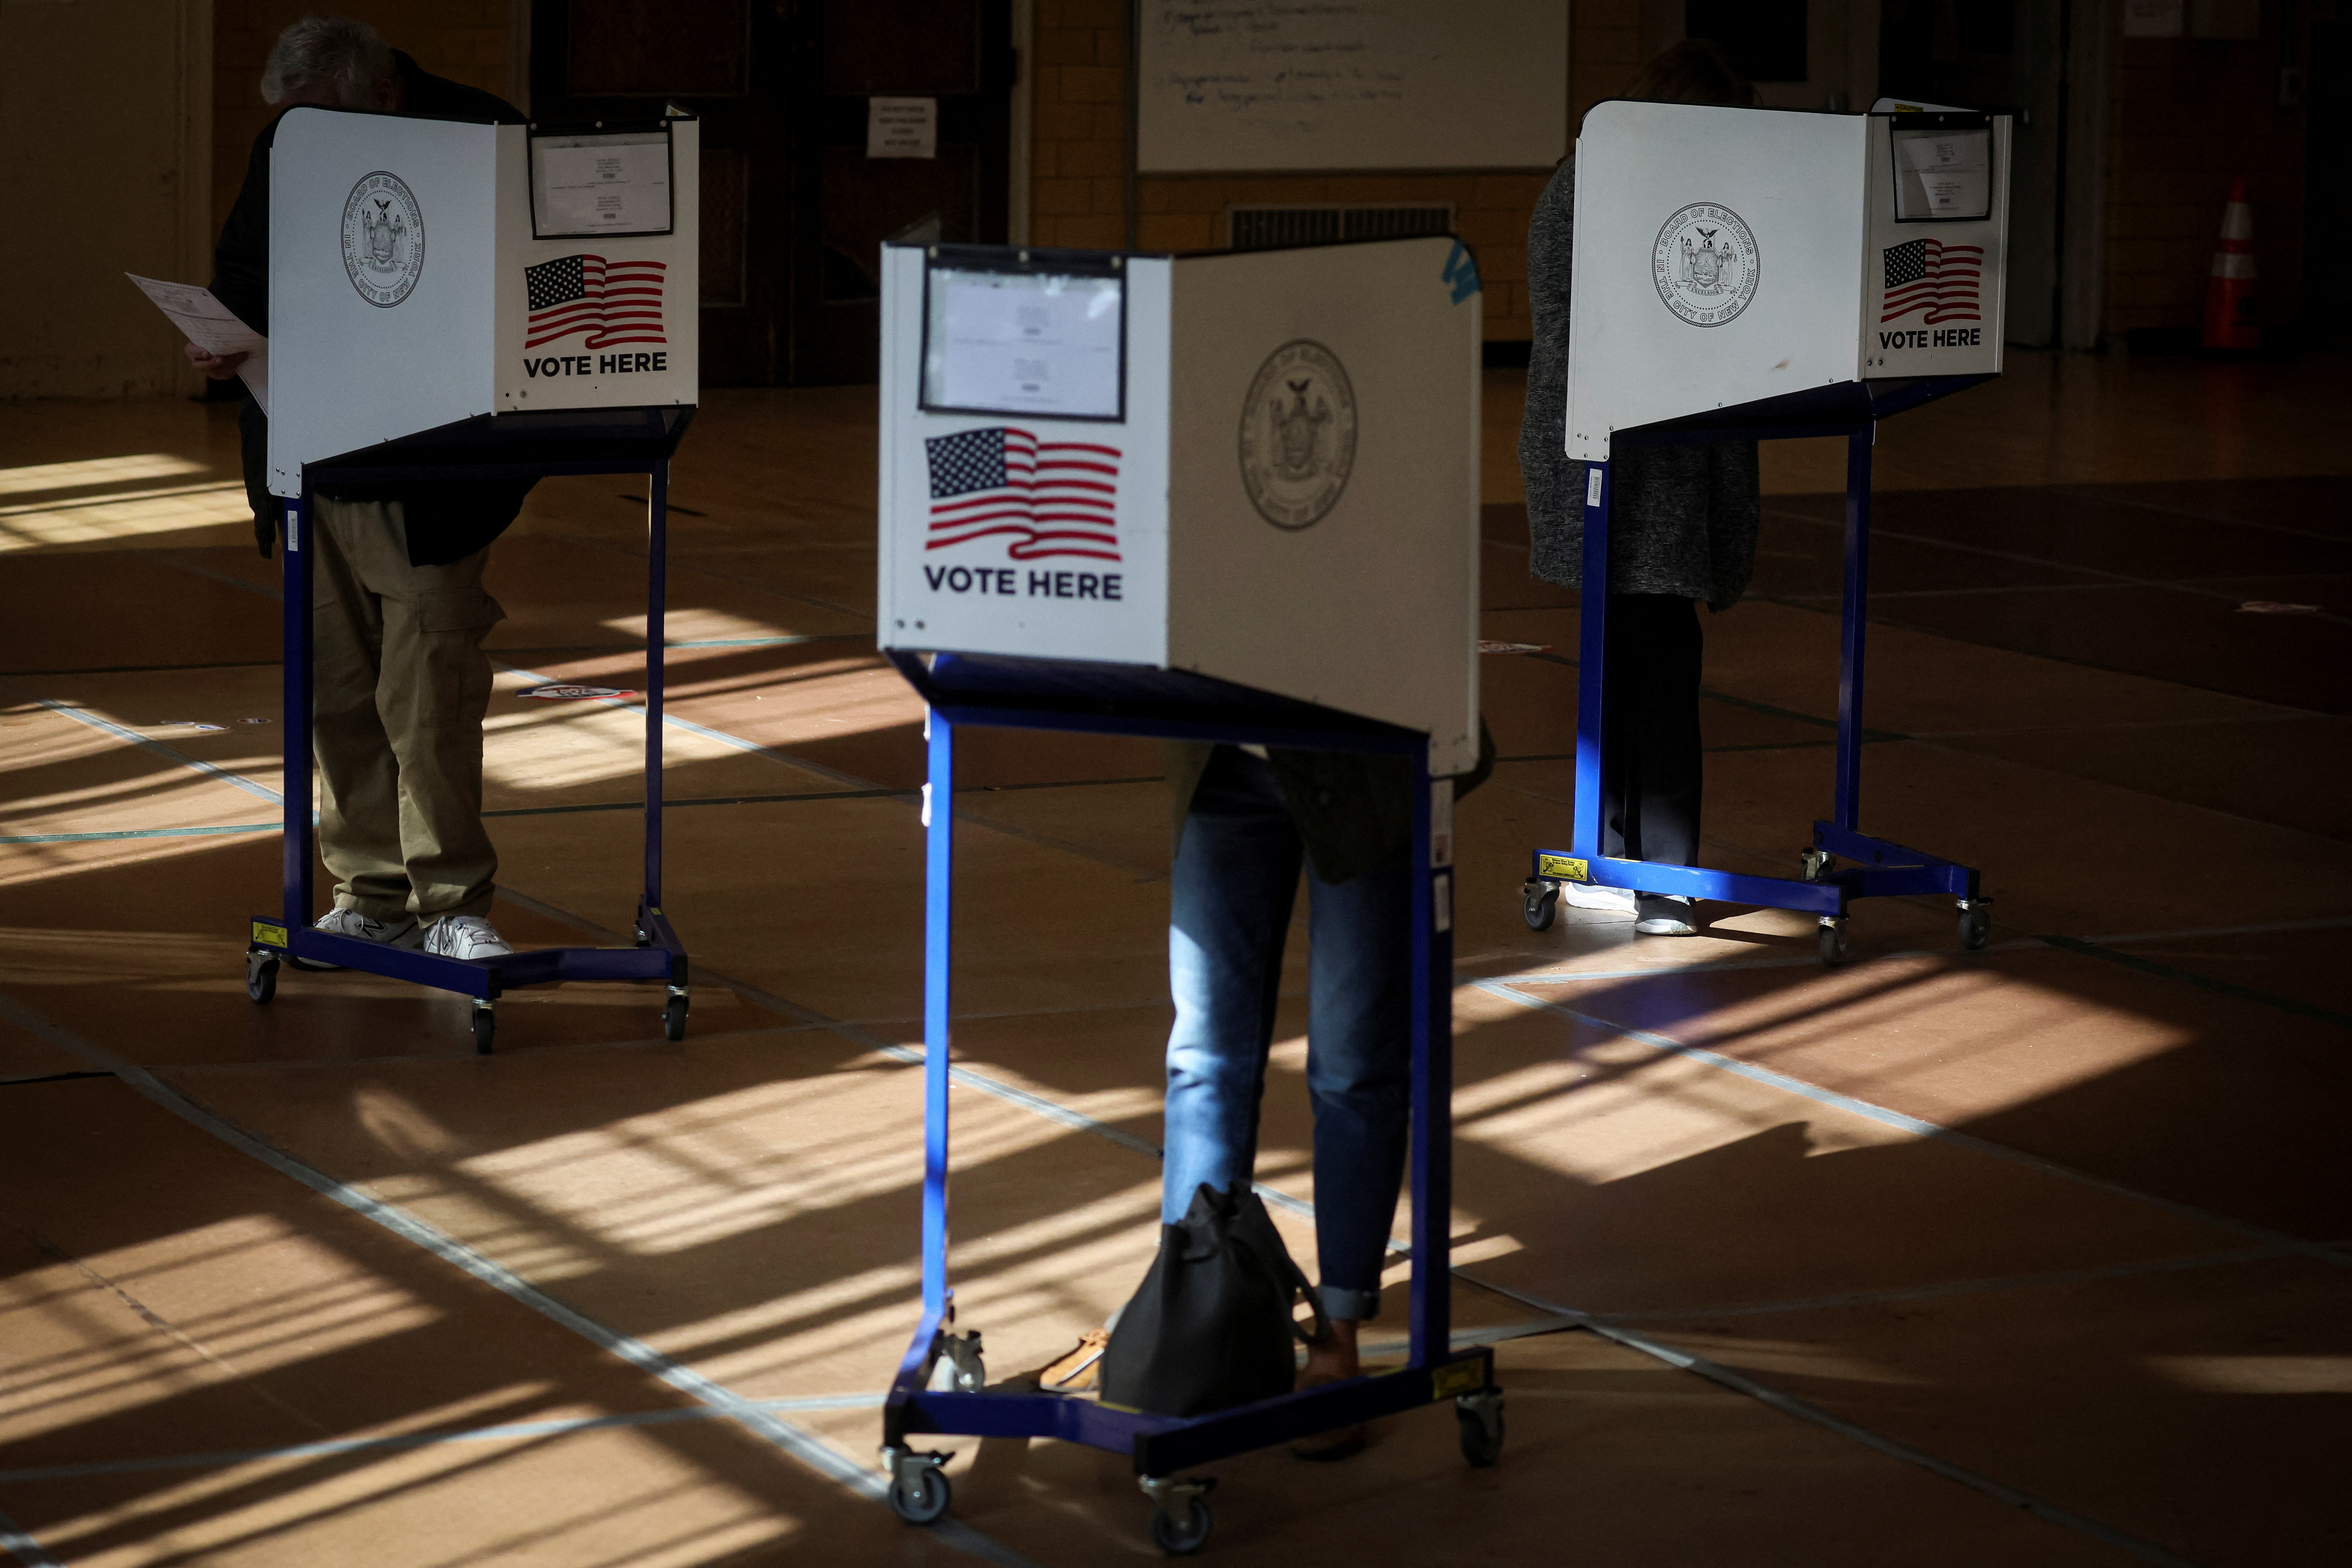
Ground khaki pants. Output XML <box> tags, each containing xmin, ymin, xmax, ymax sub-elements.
<box><xmin>311</xmin><ymin>497</ymin><xmax>504</xmax><ymax>922</ymax></box>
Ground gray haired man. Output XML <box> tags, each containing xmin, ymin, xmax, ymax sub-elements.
<box><xmin>188</xmin><ymin>16</ymin><xmax>533</xmax><ymax>963</ymax></box>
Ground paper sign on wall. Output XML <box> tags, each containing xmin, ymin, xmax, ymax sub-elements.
<box><xmin>868</xmin><ymin>98</ymin><xmax>939</xmax><ymax>159</ymax></box>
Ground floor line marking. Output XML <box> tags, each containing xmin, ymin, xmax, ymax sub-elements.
<box><xmin>1446</xmin><ymin>1268</ymin><xmax>2210</xmax><ymax>1568</ymax></box>
<box><xmin>1473</xmin><ymin>979</ymin><xmax>2351</xmax><ymax>1270</ymax></box>
<box><xmin>131</xmin><ymin>548</ymin><xmax>279</xmax><ymax>600</ymax></box>
<box><xmin>12</xmin><ymin>698</ymin><xmax>281</xmax><ymax>804</ymax></box>
<box><xmin>0</xmin><ymin>1395</ymin><xmax>884</xmax><ymax>1488</ymax></box>
<box><xmin>16</xmin><ymin>880</ymin><xmax>2270</xmax><ymax>1564</ymax></box>
<box><xmin>496</xmin><ymin>894</ymin><xmax>2282</xmax><ymax>1562</ymax></box>
<box><xmin>2036</xmin><ymin>932</ymin><xmax>2352</xmax><ymax>1029</ymax></box>
<box><xmin>1758</xmin><ymin>503</ymin><xmax>2305</xmax><ymax>612</ymax></box>
<box><xmin>0</xmin><ymin>993</ymin><xmax>1037</xmax><ymax>1568</ymax></box>
<box><xmin>0</xmin><ymin>1505</ymin><xmax>61</xmax><ymax>1568</ymax></box>
<box><xmin>492</xmin><ymin>659</ymin><xmax>1166</xmax><ymax>882</ymax></box>
<box><xmin>1574</xmin><ymin>1244</ymin><xmax>2297</xmax><ymax>1324</ymax></box>
<box><xmin>1476</xmin><ymin>913</ymin><xmax>2352</xmax><ymax>989</ymax></box>
<box><xmin>0</xmin><ymin>823</ymin><xmax>277</xmax><ymax>846</ymax></box>
<box><xmin>2063</xmin><ymin>483</ymin><xmax>2351</xmax><ymax>544</ymax></box>
<box><xmin>500</xmin><ymin>882</ymin><xmax>2352</xmax><ymax>1289</ymax></box>
<box><xmin>2082</xmin><ymin>915</ymin><xmax>2352</xmax><ymax>944</ymax></box>
<box><xmin>1908</xmin><ymin>711</ymin><xmax>2318</xmax><ymax>738</ymax></box>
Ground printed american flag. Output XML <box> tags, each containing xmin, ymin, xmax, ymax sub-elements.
<box><xmin>924</xmin><ymin>427</ymin><xmax>1121</xmax><ymax>562</ymax></box>
<box><xmin>524</xmin><ymin>255</ymin><xmax>666</xmax><ymax>349</ymax></box>
<box><xmin>1881</xmin><ymin>239</ymin><xmax>1984</xmax><ymax>324</ymax></box>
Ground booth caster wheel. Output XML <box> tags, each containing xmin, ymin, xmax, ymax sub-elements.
<box><xmin>924</xmin><ymin>1330</ymin><xmax>986</xmax><ymax>1393</ymax></box>
<box><xmin>1139</xmin><ymin>1477</ymin><xmax>1215</xmax><ymax>1556</ymax></box>
<box><xmin>1799</xmin><ymin>847</ymin><xmax>1834</xmax><ymax>883</ymax></box>
<box><xmin>1818</xmin><ymin>918</ymin><xmax>1848</xmax><ymax>967</ymax></box>
<box><xmin>662</xmin><ymin>990</ymin><xmax>688</xmax><ymax>1043</ymax></box>
<box><xmin>886</xmin><ymin>1461</ymin><xmax>951</xmax><ymax>1525</ymax></box>
<box><xmin>245</xmin><ymin>951</ymin><xmax>278</xmax><ymax>1005</ymax></box>
<box><xmin>1149</xmin><ymin>1497</ymin><xmax>1212</xmax><ymax>1556</ymax></box>
<box><xmin>471</xmin><ymin>1003</ymin><xmax>496</xmax><ymax>1055</ymax></box>
<box><xmin>1456</xmin><ymin>1390</ymin><xmax>1505</xmax><ymax>1467</ymax></box>
<box><xmin>1957</xmin><ymin>901</ymin><xmax>1992</xmax><ymax>952</ymax></box>
<box><xmin>1521</xmin><ymin>879</ymin><xmax>1558</xmax><ymax>931</ymax></box>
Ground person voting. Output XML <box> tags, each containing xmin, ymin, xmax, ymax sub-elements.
<box><xmin>876</xmin><ymin>236</ymin><xmax>1490</xmax><ymax>1476</ymax></box>
<box><xmin>1519</xmin><ymin>41</ymin><xmax>1764</xmax><ymax>939</ymax></box>
<box><xmin>192</xmin><ymin>16</ymin><xmax>529</xmax><ymax>961</ymax></box>
<box><xmin>1136</xmin><ymin>724</ymin><xmax>1490</xmax><ymax>1457</ymax></box>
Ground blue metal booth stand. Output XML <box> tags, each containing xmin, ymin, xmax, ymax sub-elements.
<box><xmin>1521</xmin><ymin>378</ymin><xmax>1998</xmax><ymax>965</ymax></box>
<box><xmin>879</xmin><ymin>651</ymin><xmax>1503</xmax><ymax>1555</ymax></box>
<box><xmin>241</xmin><ymin>407</ymin><xmax>696</xmax><ymax>1054</ymax></box>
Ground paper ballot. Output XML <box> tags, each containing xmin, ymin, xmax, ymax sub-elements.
<box><xmin>127</xmin><ymin>274</ymin><xmax>270</xmax><ymax>413</ymax></box>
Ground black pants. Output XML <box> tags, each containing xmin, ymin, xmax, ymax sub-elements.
<box><xmin>1600</xmin><ymin>594</ymin><xmax>1703</xmax><ymax>869</ymax></box>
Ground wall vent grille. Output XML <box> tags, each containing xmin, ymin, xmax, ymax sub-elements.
<box><xmin>1226</xmin><ymin>203</ymin><xmax>1456</xmax><ymax>251</ymax></box>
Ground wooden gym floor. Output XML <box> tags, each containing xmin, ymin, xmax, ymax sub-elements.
<box><xmin>0</xmin><ymin>351</ymin><xmax>2346</xmax><ymax>1566</ymax></box>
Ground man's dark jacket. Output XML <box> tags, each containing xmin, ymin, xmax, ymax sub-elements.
<box><xmin>212</xmin><ymin>53</ymin><xmax>535</xmax><ymax>564</ymax></box>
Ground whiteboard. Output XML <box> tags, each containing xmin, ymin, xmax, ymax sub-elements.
<box><xmin>1137</xmin><ymin>2</ymin><xmax>1570</xmax><ymax>173</ymax></box>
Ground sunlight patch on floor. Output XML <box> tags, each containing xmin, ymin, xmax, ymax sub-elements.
<box><xmin>0</xmin><ymin>454</ymin><xmax>212</xmax><ymax>498</ymax></box>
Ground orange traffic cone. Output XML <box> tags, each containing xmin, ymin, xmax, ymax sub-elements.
<box><xmin>2200</xmin><ymin>175</ymin><xmax>2259</xmax><ymax>353</ymax></box>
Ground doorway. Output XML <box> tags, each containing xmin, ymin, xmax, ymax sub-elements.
<box><xmin>531</xmin><ymin>0</ymin><xmax>1012</xmax><ymax>385</ymax></box>
<box><xmin>1878</xmin><ymin>0</ymin><xmax>2065</xmax><ymax>348</ymax></box>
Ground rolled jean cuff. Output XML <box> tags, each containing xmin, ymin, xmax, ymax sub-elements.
<box><xmin>1319</xmin><ymin>1282</ymin><xmax>1381</xmax><ymax>1322</ymax></box>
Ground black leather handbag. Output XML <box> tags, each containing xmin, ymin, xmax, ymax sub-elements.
<box><xmin>1100</xmin><ymin>1181</ymin><xmax>1331</xmax><ymax>1416</ymax></box>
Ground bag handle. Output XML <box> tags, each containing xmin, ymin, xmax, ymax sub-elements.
<box><xmin>1285</xmin><ymin>1250</ymin><xmax>1333</xmax><ymax>1347</ymax></box>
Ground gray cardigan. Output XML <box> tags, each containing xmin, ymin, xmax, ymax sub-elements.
<box><xmin>1518</xmin><ymin>163</ymin><xmax>1762</xmax><ymax>610</ymax></box>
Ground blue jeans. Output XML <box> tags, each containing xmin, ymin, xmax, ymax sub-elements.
<box><xmin>1162</xmin><ymin>747</ymin><xmax>1411</xmax><ymax>1321</ymax></box>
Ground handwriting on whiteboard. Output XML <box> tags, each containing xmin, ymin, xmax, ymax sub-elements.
<box><xmin>1137</xmin><ymin>1</ymin><xmax>1566</xmax><ymax>172</ymax></box>
<box><xmin>1152</xmin><ymin>4</ymin><xmax>1401</xmax><ymax>122</ymax></box>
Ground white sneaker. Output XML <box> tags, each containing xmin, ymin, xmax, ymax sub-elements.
<box><xmin>1558</xmin><ymin>881</ymin><xmax>1637</xmax><ymax>915</ymax></box>
<box><xmin>303</xmin><ymin>907</ymin><xmax>422</xmax><ymax>968</ymax></box>
<box><xmin>423</xmin><ymin>914</ymin><xmax>514</xmax><ymax>961</ymax></box>
<box><xmin>1634</xmin><ymin>896</ymin><xmax>1700</xmax><ymax>937</ymax></box>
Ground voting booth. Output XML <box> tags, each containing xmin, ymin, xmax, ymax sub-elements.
<box><xmin>243</xmin><ymin>105</ymin><xmax>701</xmax><ymax>1051</ymax></box>
<box><xmin>874</xmin><ymin>237</ymin><xmax>1500</xmax><ymax>1546</ymax></box>
<box><xmin>1524</xmin><ymin>102</ymin><xmax>2011</xmax><ymax>962</ymax></box>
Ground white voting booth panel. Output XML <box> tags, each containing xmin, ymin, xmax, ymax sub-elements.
<box><xmin>268</xmin><ymin>106</ymin><xmax>698</xmax><ymax>496</ymax></box>
<box><xmin>1566</xmin><ymin>102</ymin><xmax>2009</xmax><ymax>460</ymax></box>
<box><xmin>877</xmin><ymin>237</ymin><xmax>1482</xmax><ymax>774</ymax></box>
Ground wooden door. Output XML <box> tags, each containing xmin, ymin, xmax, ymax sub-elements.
<box><xmin>531</xmin><ymin>0</ymin><xmax>1010</xmax><ymax>386</ymax></box>
<box><xmin>786</xmin><ymin>0</ymin><xmax>1013</xmax><ymax>383</ymax></box>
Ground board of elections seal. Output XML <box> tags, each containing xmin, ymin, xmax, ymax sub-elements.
<box><xmin>1652</xmin><ymin>202</ymin><xmax>1758</xmax><ymax>327</ymax></box>
<box><xmin>1238</xmin><ymin>340</ymin><xmax>1356</xmax><ymax>531</ymax></box>
<box><xmin>341</xmin><ymin>172</ymin><xmax>425</xmax><ymax>308</ymax></box>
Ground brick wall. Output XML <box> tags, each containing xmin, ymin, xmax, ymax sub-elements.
<box><xmin>214</xmin><ymin>2</ymin><xmax>517</xmax><ymax>235</ymax></box>
<box><xmin>1030</xmin><ymin>1</ymin><xmax>1635</xmax><ymax>343</ymax></box>
<box><xmin>2101</xmin><ymin>17</ymin><xmax>2309</xmax><ymax>339</ymax></box>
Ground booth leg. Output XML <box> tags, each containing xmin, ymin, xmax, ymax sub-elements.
<box><xmin>1407</xmin><ymin>757</ymin><xmax>1455</xmax><ymax>1370</ymax></box>
<box><xmin>282</xmin><ymin>494</ymin><xmax>314</xmax><ymax>929</ymax></box>
<box><xmin>1570</xmin><ymin>462</ymin><xmax>1612</xmax><ymax>863</ymax></box>
<box><xmin>644</xmin><ymin>465</ymin><xmax>668</xmax><ymax>913</ymax></box>
<box><xmin>921</xmin><ymin>711</ymin><xmax>956</xmax><ymax>1322</ymax></box>
<box><xmin>1833</xmin><ymin>431</ymin><xmax>1874</xmax><ymax>835</ymax></box>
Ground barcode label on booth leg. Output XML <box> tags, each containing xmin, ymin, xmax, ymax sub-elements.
<box><xmin>1433</xmin><ymin>872</ymin><xmax>1452</xmax><ymax>933</ymax></box>
<box><xmin>1585</xmin><ymin>468</ymin><xmax>1603</xmax><ymax>506</ymax></box>
<box><xmin>1431</xmin><ymin>778</ymin><xmax>1454</xmax><ymax>868</ymax></box>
